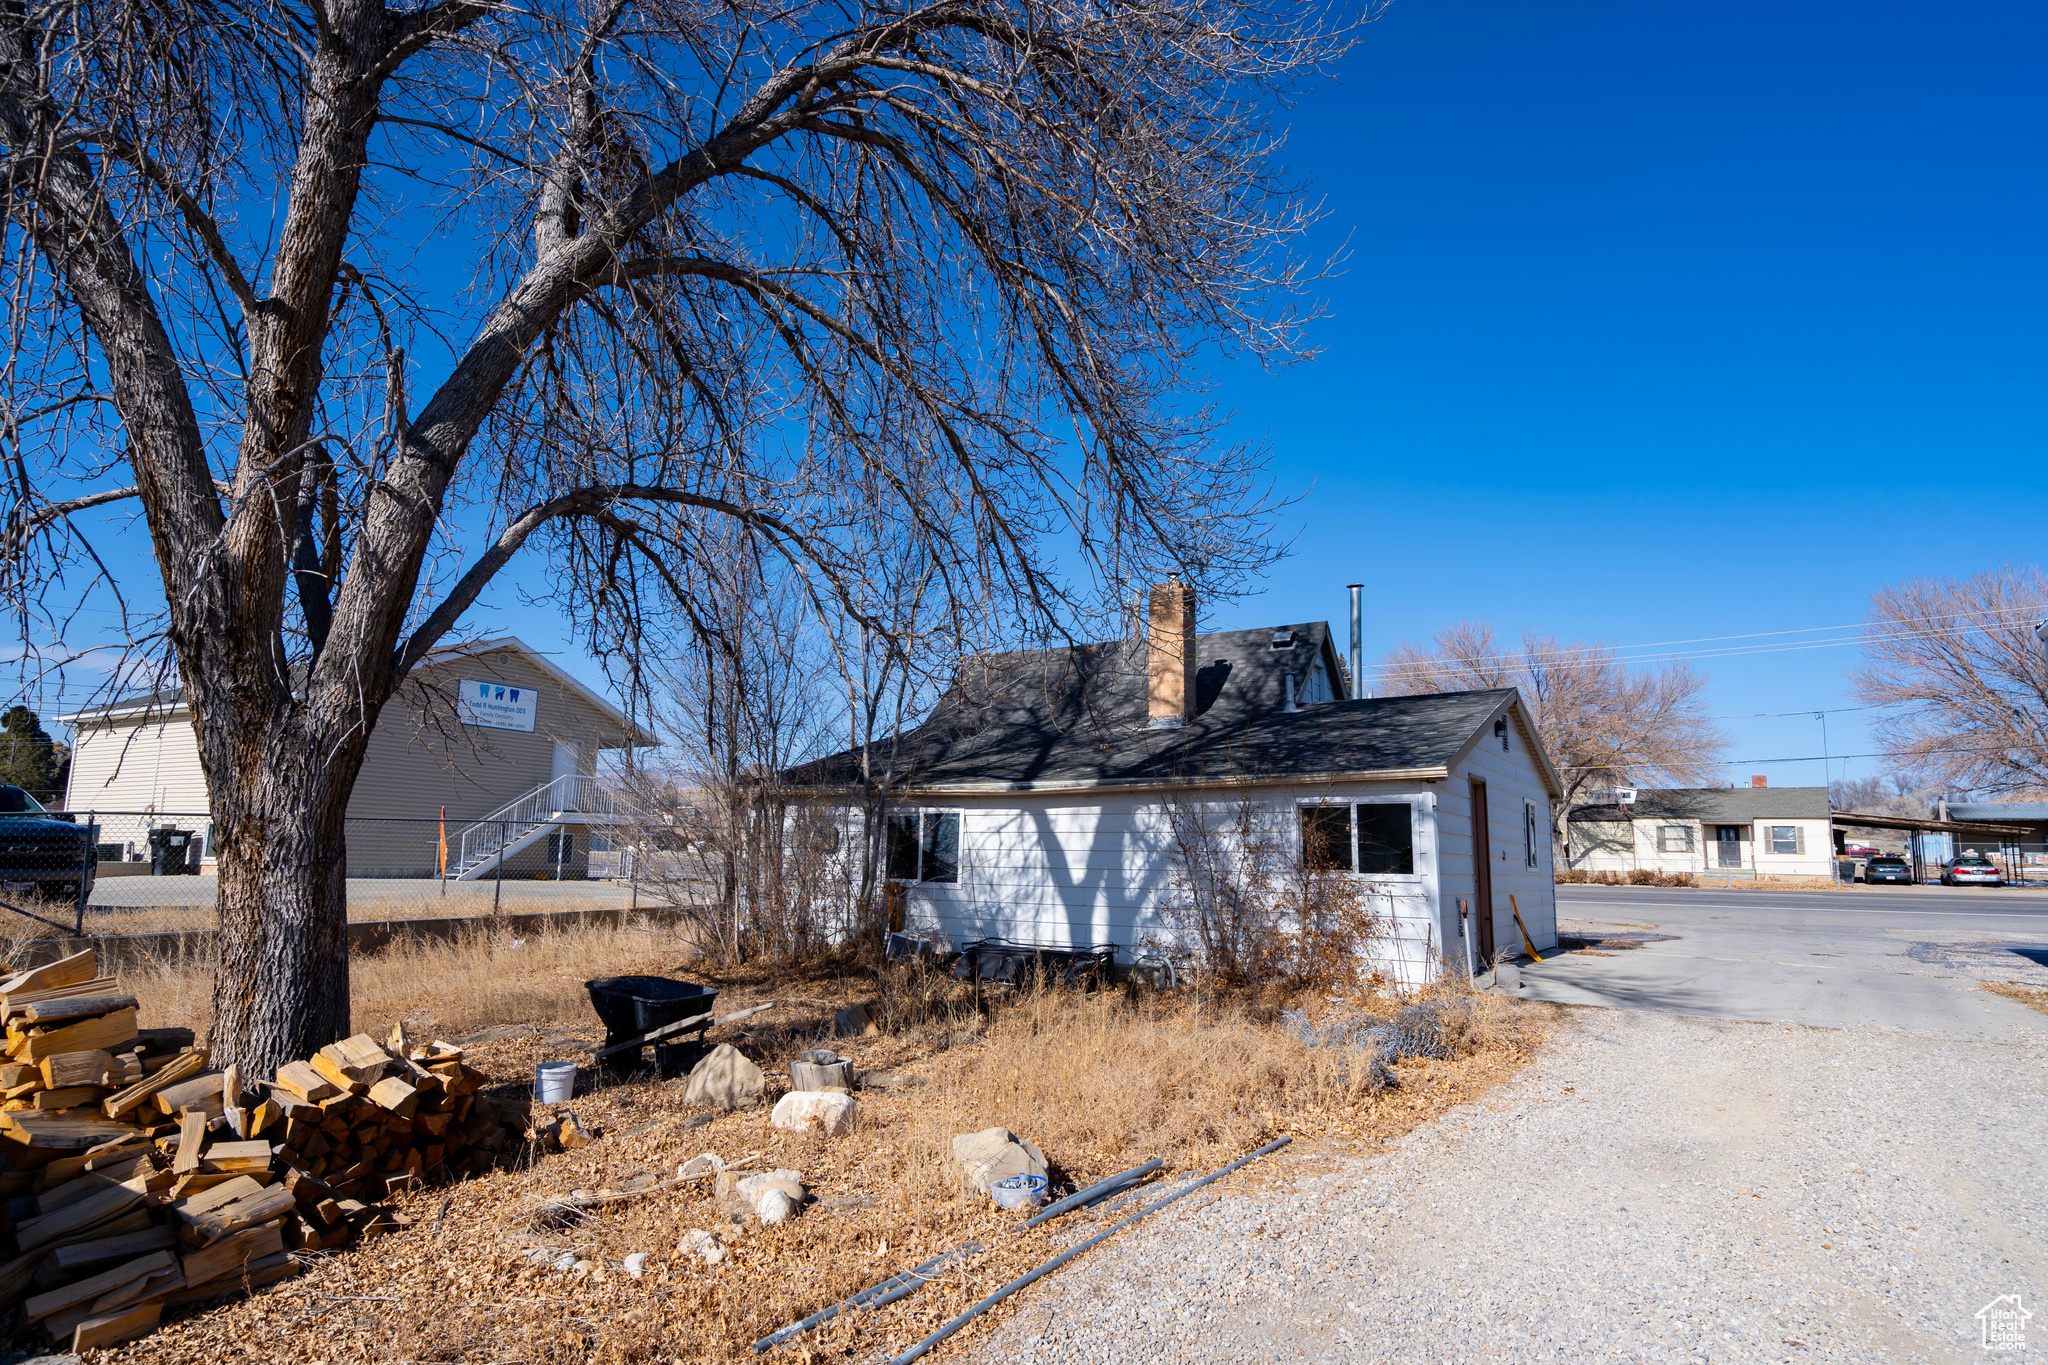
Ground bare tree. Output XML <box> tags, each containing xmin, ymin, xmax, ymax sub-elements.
<box><xmin>1851</xmin><ymin>566</ymin><xmax>2048</xmax><ymax>796</ymax></box>
<box><xmin>622</xmin><ymin>534</ymin><xmax>860</xmax><ymax>961</ymax></box>
<box><xmin>1828</xmin><ymin>773</ymin><xmax>1933</xmax><ymax>820</ymax></box>
<box><xmin>0</xmin><ymin>0</ymin><xmax>1344</xmax><ymax>1072</ymax></box>
<box><xmin>1379</xmin><ymin>622</ymin><xmax>1727</xmax><ymax>859</ymax></box>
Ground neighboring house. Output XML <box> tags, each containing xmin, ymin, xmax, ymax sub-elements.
<box><xmin>57</xmin><ymin>637</ymin><xmax>652</xmax><ymax>878</ymax></box>
<box><xmin>790</xmin><ymin>582</ymin><xmax>1562</xmax><ymax>985</ymax></box>
<box><xmin>1566</xmin><ymin>785</ymin><xmax>1833</xmax><ymax>879</ymax></box>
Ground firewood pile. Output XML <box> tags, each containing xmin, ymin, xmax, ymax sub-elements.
<box><xmin>0</xmin><ymin>948</ymin><xmax>525</xmax><ymax>1352</ymax></box>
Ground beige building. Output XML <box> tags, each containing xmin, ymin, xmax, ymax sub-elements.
<box><xmin>1565</xmin><ymin>785</ymin><xmax>1834</xmax><ymax>880</ymax></box>
<box><xmin>58</xmin><ymin>638</ymin><xmax>652</xmax><ymax>878</ymax></box>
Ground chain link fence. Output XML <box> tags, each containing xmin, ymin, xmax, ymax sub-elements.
<box><xmin>2</xmin><ymin>812</ymin><xmax>656</xmax><ymax>938</ymax></box>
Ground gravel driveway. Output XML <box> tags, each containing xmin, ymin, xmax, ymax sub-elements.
<box><xmin>982</xmin><ymin>1005</ymin><xmax>2047</xmax><ymax>1363</ymax></box>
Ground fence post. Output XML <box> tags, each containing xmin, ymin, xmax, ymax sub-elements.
<box><xmin>492</xmin><ymin>819</ymin><xmax>504</xmax><ymax>916</ymax></box>
<box><xmin>629</xmin><ymin>844</ymin><xmax>638</xmax><ymax>913</ymax></box>
<box><xmin>76</xmin><ymin>812</ymin><xmax>94</xmax><ymax>936</ymax></box>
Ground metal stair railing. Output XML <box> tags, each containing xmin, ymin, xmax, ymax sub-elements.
<box><xmin>453</xmin><ymin>774</ymin><xmax>622</xmax><ymax>876</ymax></box>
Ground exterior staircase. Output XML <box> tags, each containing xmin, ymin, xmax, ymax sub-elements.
<box><xmin>451</xmin><ymin>774</ymin><xmax>622</xmax><ymax>880</ymax></box>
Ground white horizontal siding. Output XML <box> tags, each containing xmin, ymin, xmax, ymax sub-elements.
<box><xmin>63</xmin><ymin>715</ymin><xmax>209</xmax><ymax>815</ymax></box>
<box><xmin>885</xmin><ymin>779</ymin><xmax>1447</xmax><ymax>987</ymax></box>
<box><xmin>1446</xmin><ymin>709</ymin><xmax>1558</xmax><ymax>961</ymax></box>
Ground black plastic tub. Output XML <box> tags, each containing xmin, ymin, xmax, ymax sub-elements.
<box><xmin>584</xmin><ymin>975</ymin><xmax>719</xmax><ymax>1037</ymax></box>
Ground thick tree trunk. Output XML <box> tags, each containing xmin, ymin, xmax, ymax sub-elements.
<box><xmin>201</xmin><ymin>712</ymin><xmax>367</xmax><ymax>1078</ymax></box>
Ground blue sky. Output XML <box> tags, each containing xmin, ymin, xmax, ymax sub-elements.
<box><xmin>1198</xmin><ymin>0</ymin><xmax>2044</xmax><ymax>787</ymax></box>
<box><xmin>34</xmin><ymin>0</ymin><xmax>2045</xmax><ymax>790</ymax></box>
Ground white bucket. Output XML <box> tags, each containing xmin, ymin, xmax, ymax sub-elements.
<box><xmin>535</xmin><ymin>1061</ymin><xmax>578</xmax><ymax>1103</ymax></box>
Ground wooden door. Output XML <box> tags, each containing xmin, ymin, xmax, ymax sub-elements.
<box><xmin>1470</xmin><ymin>778</ymin><xmax>1496</xmax><ymax>962</ymax></box>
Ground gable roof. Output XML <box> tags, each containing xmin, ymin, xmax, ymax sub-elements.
<box><xmin>1569</xmin><ymin>786</ymin><xmax>1830</xmax><ymax>823</ymax></box>
<box><xmin>58</xmin><ymin>637</ymin><xmax>655</xmax><ymax>747</ymax></box>
<box><xmin>789</xmin><ymin>623</ymin><xmax>1562</xmax><ymax>796</ymax></box>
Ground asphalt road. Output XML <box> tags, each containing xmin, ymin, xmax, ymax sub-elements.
<box><xmin>1522</xmin><ymin>883</ymin><xmax>2048</xmax><ymax>1036</ymax></box>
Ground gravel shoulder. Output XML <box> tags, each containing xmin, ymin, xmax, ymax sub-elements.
<box><xmin>981</xmin><ymin>1005</ymin><xmax>2047</xmax><ymax>1363</ymax></box>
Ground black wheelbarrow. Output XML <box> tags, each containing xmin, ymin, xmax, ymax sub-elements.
<box><xmin>585</xmin><ymin>975</ymin><xmax>719</xmax><ymax>1077</ymax></box>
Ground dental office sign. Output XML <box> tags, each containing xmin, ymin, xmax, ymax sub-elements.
<box><xmin>458</xmin><ymin>680</ymin><xmax>538</xmax><ymax>733</ymax></box>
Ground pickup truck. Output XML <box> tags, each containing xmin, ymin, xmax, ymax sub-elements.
<box><xmin>0</xmin><ymin>785</ymin><xmax>95</xmax><ymax>903</ymax></box>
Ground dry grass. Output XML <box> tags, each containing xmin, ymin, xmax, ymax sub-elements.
<box><xmin>79</xmin><ymin>942</ymin><xmax>1551</xmax><ymax>1365</ymax></box>
<box><xmin>1984</xmin><ymin>980</ymin><xmax>2048</xmax><ymax>1016</ymax></box>
<box><xmin>120</xmin><ymin>921</ymin><xmax>700</xmax><ymax>1038</ymax></box>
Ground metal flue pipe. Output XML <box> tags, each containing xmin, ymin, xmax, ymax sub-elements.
<box><xmin>1347</xmin><ymin>583</ymin><xmax>1365</xmax><ymax>699</ymax></box>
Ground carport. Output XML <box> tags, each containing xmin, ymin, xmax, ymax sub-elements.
<box><xmin>1829</xmin><ymin>810</ymin><xmax>2032</xmax><ymax>884</ymax></box>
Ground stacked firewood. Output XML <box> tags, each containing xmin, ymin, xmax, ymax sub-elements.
<box><xmin>0</xmin><ymin>948</ymin><xmax>523</xmax><ymax>1352</ymax></box>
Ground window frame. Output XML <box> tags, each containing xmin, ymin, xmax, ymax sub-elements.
<box><xmin>1297</xmin><ymin>799</ymin><xmax>1419</xmax><ymax>877</ymax></box>
<box><xmin>1657</xmin><ymin>824</ymin><xmax>1693</xmax><ymax>854</ymax></box>
<box><xmin>885</xmin><ymin>809</ymin><xmax>962</xmax><ymax>884</ymax></box>
<box><xmin>1767</xmin><ymin>824</ymin><xmax>1803</xmax><ymax>856</ymax></box>
<box><xmin>1526</xmin><ymin>801</ymin><xmax>1541</xmax><ymax>868</ymax></box>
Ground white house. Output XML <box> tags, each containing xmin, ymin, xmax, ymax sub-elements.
<box><xmin>1566</xmin><ymin>785</ymin><xmax>1834</xmax><ymax>879</ymax></box>
<box><xmin>794</xmin><ymin>583</ymin><xmax>1562</xmax><ymax>984</ymax></box>
<box><xmin>57</xmin><ymin>637</ymin><xmax>652</xmax><ymax>878</ymax></box>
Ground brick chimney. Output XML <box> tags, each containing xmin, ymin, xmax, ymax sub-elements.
<box><xmin>1147</xmin><ymin>579</ymin><xmax>1197</xmax><ymax>728</ymax></box>
<box><xmin>1751</xmin><ymin>774</ymin><xmax>1768</xmax><ymax>788</ymax></box>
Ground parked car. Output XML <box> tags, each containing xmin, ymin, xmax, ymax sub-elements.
<box><xmin>1840</xmin><ymin>842</ymin><xmax>1883</xmax><ymax>859</ymax></box>
<box><xmin>1863</xmin><ymin>855</ymin><xmax>1915</xmax><ymax>885</ymax></box>
<box><xmin>0</xmin><ymin>785</ymin><xmax>96</xmax><ymax>903</ymax></box>
<box><xmin>1940</xmin><ymin>852</ymin><xmax>2005</xmax><ymax>887</ymax></box>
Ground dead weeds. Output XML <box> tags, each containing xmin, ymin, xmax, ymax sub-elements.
<box><xmin>92</xmin><ymin>943</ymin><xmax>1552</xmax><ymax>1365</ymax></box>
<box><xmin>1983</xmin><ymin>980</ymin><xmax>2048</xmax><ymax>1016</ymax></box>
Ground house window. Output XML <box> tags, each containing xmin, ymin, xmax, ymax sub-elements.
<box><xmin>1526</xmin><ymin>802</ymin><xmax>1540</xmax><ymax>868</ymax></box>
<box><xmin>1768</xmin><ymin>825</ymin><xmax>1803</xmax><ymax>856</ymax></box>
<box><xmin>1658</xmin><ymin>825</ymin><xmax>1693</xmax><ymax>854</ymax></box>
<box><xmin>1356</xmin><ymin>804</ymin><xmax>1414</xmax><ymax>875</ymax></box>
<box><xmin>1297</xmin><ymin>803</ymin><xmax>1415</xmax><ymax>874</ymax></box>
<box><xmin>1300</xmin><ymin>806</ymin><xmax>1351</xmax><ymax>872</ymax></box>
<box><xmin>886</xmin><ymin>811</ymin><xmax>960</xmax><ymax>883</ymax></box>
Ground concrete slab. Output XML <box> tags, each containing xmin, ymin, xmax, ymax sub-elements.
<box><xmin>1514</xmin><ymin>884</ymin><xmax>2048</xmax><ymax>1037</ymax></box>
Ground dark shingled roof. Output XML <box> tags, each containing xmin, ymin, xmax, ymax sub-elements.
<box><xmin>1569</xmin><ymin>786</ymin><xmax>1831</xmax><ymax>823</ymax></box>
<box><xmin>791</xmin><ymin>623</ymin><xmax>1541</xmax><ymax>793</ymax></box>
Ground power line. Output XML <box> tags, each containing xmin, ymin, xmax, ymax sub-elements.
<box><xmin>1364</xmin><ymin>604</ymin><xmax>2044</xmax><ymax>675</ymax></box>
<box><xmin>1712</xmin><ymin>704</ymin><xmax>1882</xmax><ymax>719</ymax></box>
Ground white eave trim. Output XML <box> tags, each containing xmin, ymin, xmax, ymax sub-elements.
<box><xmin>787</xmin><ymin>764</ymin><xmax>1453</xmax><ymax>799</ymax></box>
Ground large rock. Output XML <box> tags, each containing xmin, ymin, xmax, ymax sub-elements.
<box><xmin>734</xmin><ymin>1168</ymin><xmax>807</xmax><ymax>1224</ymax></box>
<box><xmin>771</xmin><ymin>1090</ymin><xmax>856</xmax><ymax>1137</ymax></box>
<box><xmin>833</xmin><ymin>1003</ymin><xmax>880</xmax><ymax>1038</ymax></box>
<box><xmin>681</xmin><ymin>1044</ymin><xmax>765</xmax><ymax>1111</ymax></box>
<box><xmin>951</xmin><ymin>1126</ymin><xmax>1048</xmax><ymax>1194</ymax></box>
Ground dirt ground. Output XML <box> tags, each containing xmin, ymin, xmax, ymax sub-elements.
<box><xmin>66</xmin><ymin>950</ymin><xmax>1551</xmax><ymax>1364</ymax></box>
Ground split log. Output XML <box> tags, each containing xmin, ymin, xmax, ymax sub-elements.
<box><xmin>41</xmin><ymin>1049</ymin><xmax>114</xmax><ymax>1090</ymax></box>
<box><xmin>47</xmin><ymin>1224</ymin><xmax>178</xmax><ymax>1274</ymax></box>
<box><xmin>101</xmin><ymin>1048</ymin><xmax>208</xmax><ymax>1121</ymax></box>
<box><xmin>23</xmin><ymin>1248</ymin><xmax>174</xmax><ymax>1322</ymax></box>
<box><xmin>177</xmin><ymin>1218</ymin><xmax>284</xmax><ymax>1286</ymax></box>
<box><xmin>18</xmin><ymin>1010</ymin><xmax>138</xmax><ymax>1062</ymax></box>
<box><xmin>21</xmin><ymin>994</ymin><xmax>139</xmax><ymax>1025</ymax></box>
<box><xmin>0</xmin><ymin>949</ymin><xmax>96</xmax><ymax>997</ymax></box>
<box><xmin>71</xmin><ymin>1298</ymin><xmax>162</xmax><ymax>1351</ymax></box>
<box><xmin>272</xmin><ymin>1061</ymin><xmax>337</xmax><ymax>1104</ymax></box>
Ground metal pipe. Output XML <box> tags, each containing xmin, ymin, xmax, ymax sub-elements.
<box><xmin>1347</xmin><ymin>583</ymin><xmax>1363</xmax><ymax>699</ymax></box>
<box><xmin>751</xmin><ymin>1156</ymin><xmax>1162</xmax><ymax>1354</ymax></box>
<box><xmin>1023</xmin><ymin>1157</ymin><xmax>1160</xmax><ymax>1228</ymax></box>
<box><xmin>889</xmin><ymin>1136</ymin><xmax>1293</xmax><ymax>1365</ymax></box>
